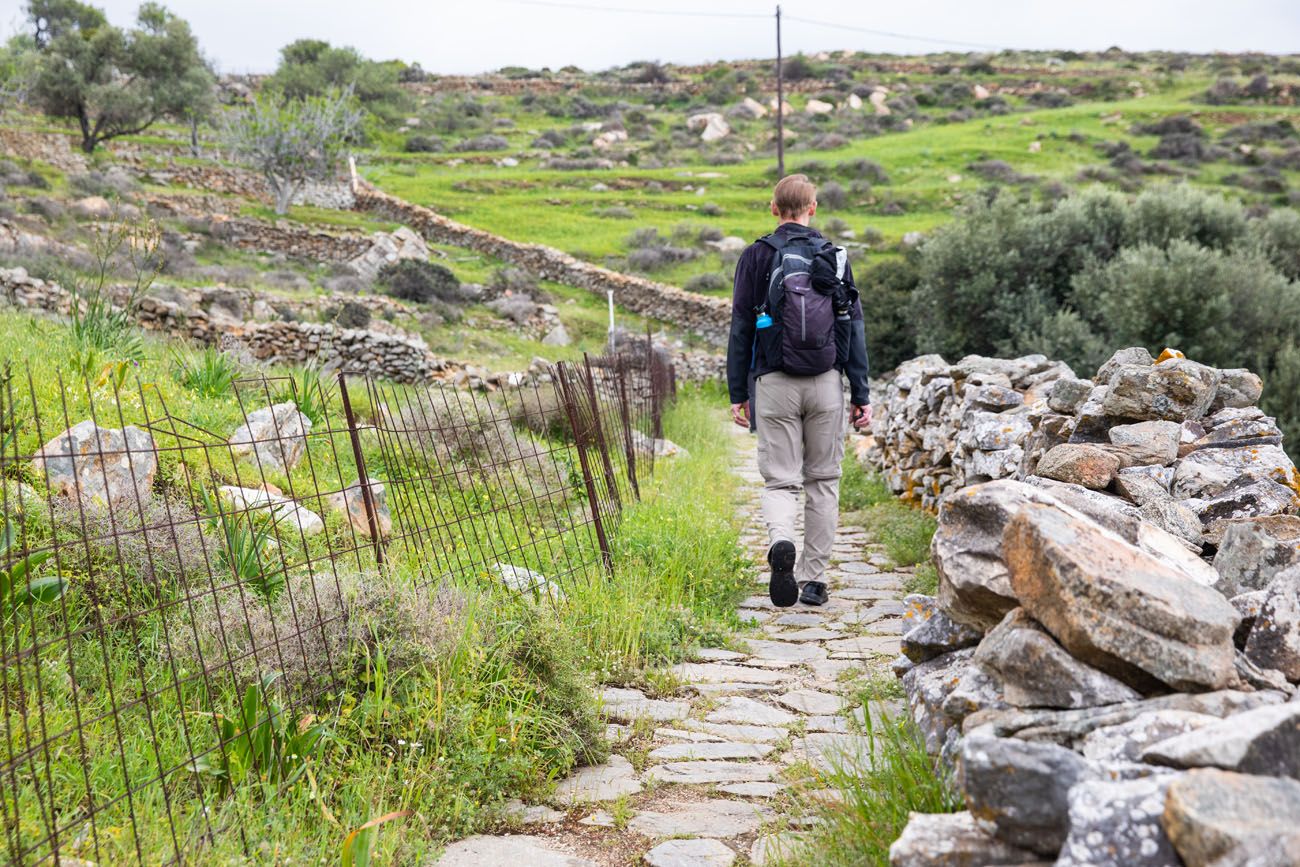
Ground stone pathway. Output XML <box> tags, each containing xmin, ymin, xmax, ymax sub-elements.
<box><xmin>437</xmin><ymin>423</ymin><xmax>910</xmax><ymax>866</ymax></box>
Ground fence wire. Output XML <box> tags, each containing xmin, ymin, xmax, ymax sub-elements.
<box><xmin>0</xmin><ymin>348</ymin><xmax>674</xmax><ymax>865</ymax></box>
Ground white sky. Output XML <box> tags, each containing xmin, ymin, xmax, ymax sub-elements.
<box><xmin>3</xmin><ymin>0</ymin><xmax>1299</xmax><ymax>75</ymax></box>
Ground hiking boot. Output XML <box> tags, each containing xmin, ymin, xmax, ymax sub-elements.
<box><xmin>767</xmin><ymin>540</ymin><xmax>798</xmax><ymax>608</ymax></box>
<box><xmin>799</xmin><ymin>581</ymin><xmax>829</xmax><ymax>607</ymax></box>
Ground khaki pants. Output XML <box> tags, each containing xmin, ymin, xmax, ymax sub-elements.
<box><xmin>754</xmin><ymin>370</ymin><xmax>845</xmax><ymax>583</ymax></box>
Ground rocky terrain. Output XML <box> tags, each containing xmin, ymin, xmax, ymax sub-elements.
<box><xmin>868</xmin><ymin>348</ymin><xmax>1300</xmax><ymax>866</ymax></box>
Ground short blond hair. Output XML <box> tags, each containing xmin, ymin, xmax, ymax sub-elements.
<box><xmin>772</xmin><ymin>174</ymin><xmax>817</xmax><ymax>218</ymax></box>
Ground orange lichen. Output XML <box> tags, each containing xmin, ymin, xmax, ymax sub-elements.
<box><xmin>1156</xmin><ymin>347</ymin><xmax>1186</xmax><ymax>362</ymax></box>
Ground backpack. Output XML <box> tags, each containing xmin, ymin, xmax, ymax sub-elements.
<box><xmin>753</xmin><ymin>232</ymin><xmax>856</xmax><ymax>377</ymax></box>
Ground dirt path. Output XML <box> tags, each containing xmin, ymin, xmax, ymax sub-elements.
<box><xmin>436</xmin><ymin>423</ymin><xmax>910</xmax><ymax>866</ymax></box>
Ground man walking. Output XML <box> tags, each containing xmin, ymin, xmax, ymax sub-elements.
<box><xmin>726</xmin><ymin>174</ymin><xmax>872</xmax><ymax>608</ymax></box>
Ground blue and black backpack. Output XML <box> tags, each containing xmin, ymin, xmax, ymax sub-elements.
<box><xmin>753</xmin><ymin>232</ymin><xmax>857</xmax><ymax>377</ymax></box>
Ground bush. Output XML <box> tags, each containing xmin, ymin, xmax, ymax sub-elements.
<box><xmin>455</xmin><ymin>134</ymin><xmax>510</xmax><ymax>152</ymax></box>
<box><xmin>378</xmin><ymin>260</ymin><xmax>462</xmax><ymax>304</ymax></box>
<box><xmin>489</xmin><ymin>266</ymin><xmax>542</xmax><ymax>299</ymax></box>
<box><xmin>818</xmin><ymin>180</ymin><xmax>848</xmax><ymax>210</ymax></box>
<box><xmin>68</xmin><ymin>169</ymin><xmax>139</xmax><ymax>199</ymax></box>
<box><xmin>403</xmin><ymin>135</ymin><xmax>443</xmax><ymax>153</ymax></box>
<box><xmin>684</xmin><ymin>272</ymin><xmax>728</xmax><ymax>293</ymax></box>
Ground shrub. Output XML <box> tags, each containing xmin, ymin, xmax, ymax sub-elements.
<box><xmin>1027</xmin><ymin>90</ymin><xmax>1073</xmax><ymax>108</ymax></box>
<box><xmin>837</xmin><ymin>158</ymin><xmax>889</xmax><ymax>184</ymax></box>
<box><xmin>858</xmin><ymin>258</ymin><xmax>921</xmax><ymax>373</ymax></box>
<box><xmin>967</xmin><ymin>159</ymin><xmax>1031</xmax><ymax>184</ymax></box>
<box><xmin>486</xmin><ymin>293</ymin><xmax>539</xmax><ymax>324</ymax></box>
<box><xmin>684</xmin><ymin>272</ymin><xmax>727</xmax><ymax>293</ymax></box>
<box><xmin>818</xmin><ymin>180</ymin><xmax>848</xmax><ymax>210</ymax></box>
<box><xmin>333</xmin><ymin>300</ymin><xmax>372</xmax><ymax>329</ymax></box>
<box><xmin>403</xmin><ymin>135</ymin><xmax>443</xmax><ymax>153</ymax></box>
<box><xmin>455</xmin><ymin>134</ymin><xmax>510</xmax><ymax>152</ymax></box>
<box><xmin>489</xmin><ymin>266</ymin><xmax>542</xmax><ymax>299</ymax></box>
<box><xmin>594</xmin><ymin>206</ymin><xmax>634</xmax><ymax>219</ymax></box>
<box><xmin>377</xmin><ymin>260</ymin><xmax>462</xmax><ymax>304</ymax></box>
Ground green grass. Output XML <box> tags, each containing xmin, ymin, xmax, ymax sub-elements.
<box><xmin>786</xmin><ymin>702</ymin><xmax>962</xmax><ymax>866</ymax></box>
<box><xmin>839</xmin><ymin>454</ymin><xmax>936</xmax><ymax>568</ymax></box>
<box><xmin>839</xmin><ymin>449</ymin><xmax>893</xmax><ymax>512</ymax></box>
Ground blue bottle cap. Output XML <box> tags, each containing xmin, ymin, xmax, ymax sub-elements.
<box><xmin>756</xmin><ymin>313</ymin><xmax>773</xmax><ymax>328</ymax></box>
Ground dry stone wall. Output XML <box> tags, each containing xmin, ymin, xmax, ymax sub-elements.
<box><xmin>877</xmin><ymin>348</ymin><xmax>1300</xmax><ymax>867</ymax></box>
<box><xmin>353</xmin><ymin>183</ymin><xmax>731</xmax><ymax>346</ymax></box>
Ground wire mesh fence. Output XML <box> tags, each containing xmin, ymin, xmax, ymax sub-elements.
<box><xmin>0</xmin><ymin>347</ymin><xmax>674</xmax><ymax>865</ymax></box>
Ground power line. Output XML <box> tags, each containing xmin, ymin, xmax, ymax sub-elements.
<box><xmin>784</xmin><ymin>14</ymin><xmax>1004</xmax><ymax>52</ymax></box>
<box><xmin>496</xmin><ymin>0</ymin><xmax>768</xmax><ymax>20</ymax></box>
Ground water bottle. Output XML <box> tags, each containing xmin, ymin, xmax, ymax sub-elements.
<box><xmin>756</xmin><ymin>312</ymin><xmax>773</xmax><ymax>329</ymax></box>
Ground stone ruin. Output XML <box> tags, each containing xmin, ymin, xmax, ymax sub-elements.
<box><xmin>871</xmin><ymin>348</ymin><xmax>1300</xmax><ymax>867</ymax></box>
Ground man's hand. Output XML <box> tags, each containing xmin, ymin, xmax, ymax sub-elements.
<box><xmin>731</xmin><ymin>402</ymin><xmax>750</xmax><ymax>428</ymax></box>
<box><xmin>850</xmin><ymin>404</ymin><xmax>873</xmax><ymax>431</ymax></box>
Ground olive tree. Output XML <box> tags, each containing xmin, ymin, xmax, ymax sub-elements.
<box><xmin>27</xmin><ymin>1</ymin><xmax>214</xmax><ymax>153</ymax></box>
<box><xmin>220</xmin><ymin>89</ymin><xmax>362</xmax><ymax>215</ymax></box>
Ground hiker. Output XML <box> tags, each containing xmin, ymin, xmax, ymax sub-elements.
<box><xmin>726</xmin><ymin>174</ymin><xmax>872</xmax><ymax>608</ymax></box>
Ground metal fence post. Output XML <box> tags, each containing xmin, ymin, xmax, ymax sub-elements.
<box><xmin>614</xmin><ymin>355</ymin><xmax>639</xmax><ymax>500</ymax></box>
<box><xmin>337</xmin><ymin>372</ymin><xmax>385</xmax><ymax>569</ymax></box>
<box><xmin>582</xmin><ymin>355</ymin><xmax>621</xmax><ymax>515</ymax></box>
<box><xmin>557</xmin><ymin>363</ymin><xmax>614</xmax><ymax>576</ymax></box>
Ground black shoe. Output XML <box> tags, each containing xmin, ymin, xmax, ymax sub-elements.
<box><xmin>799</xmin><ymin>581</ymin><xmax>829</xmax><ymax>606</ymax></box>
<box><xmin>767</xmin><ymin>540</ymin><xmax>798</xmax><ymax>608</ymax></box>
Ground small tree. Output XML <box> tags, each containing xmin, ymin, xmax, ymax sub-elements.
<box><xmin>220</xmin><ymin>89</ymin><xmax>362</xmax><ymax>215</ymax></box>
<box><xmin>27</xmin><ymin>1</ymin><xmax>214</xmax><ymax>153</ymax></box>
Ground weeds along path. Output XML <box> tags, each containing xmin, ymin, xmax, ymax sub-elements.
<box><xmin>435</xmin><ymin>422</ymin><xmax>912</xmax><ymax>866</ymax></box>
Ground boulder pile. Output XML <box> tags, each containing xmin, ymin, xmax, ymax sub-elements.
<box><xmin>882</xmin><ymin>348</ymin><xmax>1300</xmax><ymax>867</ymax></box>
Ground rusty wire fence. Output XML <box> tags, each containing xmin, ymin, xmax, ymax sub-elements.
<box><xmin>0</xmin><ymin>348</ymin><xmax>674</xmax><ymax>865</ymax></box>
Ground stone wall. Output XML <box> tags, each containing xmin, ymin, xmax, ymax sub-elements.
<box><xmin>353</xmin><ymin>183</ymin><xmax>731</xmax><ymax>346</ymax></box>
<box><xmin>878</xmin><ymin>348</ymin><xmax>1300</xmax><ymax>867</ymax></box>
<box><xmin>0</xmin><ymin>129</ymin><xmax>87</xmax><ymax>173</ymax></box>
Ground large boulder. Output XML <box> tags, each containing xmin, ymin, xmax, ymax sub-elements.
<box><xmin>1057</xmin><ymin>776</ymin><xmax>1182</xmax><ymax>867</ymax></box>
<box><xmin>34</xmin><ymin>420</ymin><xmax>157</xmax><ymax>506</ymax></box>
<box><xmin>1142</xmin><ymin>702</ymin><xmax>1300</xmax><ymax>778</ymax></box>
<box><xmin>1035</xmin><ymin>443</ymin><xmax>1121</xmax><ymax>489</ymax></box>
<box><xmin>347</xmin><ymin>226</ymin><xmax>430</xmax><ymax>282</ymax></box>
<box><xmin>900</xmin><ymin>595</ymin><xmax>983</xmax><ymax>663</ymax></box>
<box><xmin>1208</xmin><ymin>369</ymin><xmax>1264</xmax><ymax>412</ymax></box>
<box><xmin>1079</xmin><ymin>710</ymin><xmax>1219</xmax><ymax>763</ymax></box>
<box><xmin>228</xmin><ymin>402</ymin><xmax>312</xmax><ymax>473</ymax></box>
<box><xmin>1171</xmin><ymin>444</ymin><xmax>1296</xmax><ymax>500</ymax></box>
<box><xmin>1243</xmin><ymin>565</ymin><xmax>1300</xmax><ymax>682</ymax></box>
<box><xmin>1004</xmin><ymin>504</ymin><xmax>1241</xmax><ymax>692</ymax></box>
<box><xmin>1213</xmin><ymin>519</ymin><xmax>1300</xmax><ymax>595</ymax></box>
<box><xmin>686</xmin><ymin>112</ymin><xmax>730</xmax><ymax>141</ymax></box>
<box><xmin>325</xmin><ymin>478</ymin><xmax>392</xmax><ymax>539</ymax></box>
<box><xmin>959</xmin><ymin>735</ymin><xmax>1093</xmax><ymax>855</ymax></box>
<box><xmin>1107</xmin><ymin>420</ymin><xmax>1182</xmax><ymax>467</ymax></box>
<box><xmin>888</xmin><ymin>811</ymin><xmax>1038</xmax><ymax>867</ymax></box>
<box><xmin>974</xmin><ymin>609</ymin><xmax>1141</xmax><ymax>710</ymax></box>
<box><xmin>1101</xmin><ymin>359</ymin><xmax>1221</xmax><ymax>422</ymax></box>
<box><xmin>1095</xmin><ymin>347</ymin><xmax>1154</xmax><ymax>384</ymax></box>
<box><xmin>1162</xmin><ymin>769</ymin><xmax>1300</xmax><ymax>867</ymax></box>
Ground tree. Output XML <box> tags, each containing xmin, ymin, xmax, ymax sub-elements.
<box><xmin>268</xmin><ymin>38</ymin><xmax>406</xmax><ymax>119</ymax></box>
<box><xmin>221</xmin><ymin>89</ymin><xmax>362</xmax><ymax>215</ymax></box>
<box><xmin>0</xmin><ymin>36</ymin><xmax>39</xmax><ymax>117</ymax></box>
<box><xmin>27</xmin><ymin>1</ymin><xmax>215</xmax><ymax>153</ymax></box>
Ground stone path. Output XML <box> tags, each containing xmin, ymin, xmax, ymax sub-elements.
<box><xmin>437</xmin><ymin>423</ymin><xmax>910</xmax><ymax>866</ymax></box>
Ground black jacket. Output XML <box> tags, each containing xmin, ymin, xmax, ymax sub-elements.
<box><xmin>725</xmin><ymin>223</ymin><xmax>871</xmax><ymax>406</ymax></box>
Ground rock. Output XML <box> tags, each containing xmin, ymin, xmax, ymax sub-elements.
<box><xmin>705</xmin><ymin>696</ymin><xmax>797</xmax><ymax>726</ymax></box>
<box><xmin>1108</xmin><ymin>420</ymin><xmax>1182</xmax><ymax>467</ymax></box>
<box><xmin>643</xmin><ymin>838</ymin><xmax>735</xmax><ymax>867</ymax></box>
<box><xmin>975</xmin><ymin>609</ymin><xmax>1142</xmax><ymax>710</ymax></box>
<box><xmin>71</xmin><ymin>195</ymin><xmax>115</xmax><ymax>220</ymax></box>
<box><xmin>1102</xmin><ymin>360</ymin><xmax>1221</xmax><ymax>422</ymax></box>
<box><xmin>1096</xmin><ymin>347</ymin><xmax>1155</xmax><ymax>384</ymax></box>
<box><xmin>1184</xmin><ymin>416</ymin><xmax>1283</xmax><ymax>453</ymax></box>
<box><xmin>963</xmin><ymin>411</ymin><xmax>1034</xmax><ymax>451</ymax></box>
<box><xmin>434</xmin><ymin>835</ymin><xmax>597</xmax><ymax>866</ymax></box>
<box><xmin>501</xmin><ymin>799</ymin><xmax>565</xmax><ymax>825</ymax></box>
<box><xmin>687</xmin><ymin>112</ymin><xmax>730</xmax><ymax>142</ymax></box>
<box><xmin>1115</xmin><ymin>466</ymin><xmax>1174</xmax><ymax>506</ymax></box>
<box><xmin>218</xmin><ymin>486</ymin><xmax>324</xmax><ymax>535</ymax></box>
<box><xmin>647</xmin><ymin>760</ymin><xmax>777</xmax><ymax>785</ymax></box>
<box><xmin>744</xmin><ymin>638</ymin><xmax>825</xmax><ymax>663</ymax></box>
<box><xmin>33</xmin><ymin>420</ymin><xmax>157</xmax><ymax>506</ymax></box>
<box><xmin>228</xmin><ymin>402</ymin><xmax>312</xmax><ymax>473</ymax></box>
<box><xmin>1213</xmin><ymin>521</ymin><xmax>1300</xmax><ymax>596</ymax></box>
<box><xmin>960</xmin><ymin>735</ymin><xmax>1093</xmax><ymax>855</ymax></box>
<box><xmin>1080</xmin><ymin>710</ymin><xmax>1219</xmax><ymax>763</ymax></box>
<box><xmin>600</xmin><ymin>687</ymin><xmax>690</xmax><ymax>723</ymax></box>
<box><xmin>1048</xmin><ymin>377</ymin><xmax>1094</xmax><ymax>414</ymax></box>
<box><xmin>888</xmin><ymin>810</ymin><xmax>1039</xmax><ymax>866</ymax></box>
<box><xmin>868</xmin><ymin>90</ymin><xmax>891</xmax><ymax>116</ymax></box>
<box><xmin>325</xmin><ymin>479</ymin><xmax>392</xmax><ymax>538</ymax></box>
<box><xmin>1195</xmin><ymin>476</ymin><xmax>1299</xmax><ymax>528</ymax></box>
<box><xmin>790</xmin><ymin>732</ymin><xmax>877</xmax><ymax>773</ymax></box>
<box><xmin>646</xmin><ymin>741</ymin><xmax>773</xmax><ymax>761</ymax></box>
<box><xmin>900</xmin><ymin>596</ymin><xmax>983</xmax><ymax>663</ymax></box>
<box><xmin>671</xmin><ymin>662</ymin><xmax>786</xmax><ymax>686</ymax></box>
<box><xmin>1036</xmin><ymin>444</ymin><xmax>1122</xmax><ymax>489</ymax></box>
<box><xmin>1230</xmin><ymin>591</ymin><xmax>1268</xmax><ymax>646</ymax></box>
<box><xmin>552</xmin><ymin>754</ymin><xmax>642</xmax><ymax>804</ymax></box>
<box><xmin>1004</xmin><ymin>504</ymin><xmax>1240</xmax><ymax>692</ymax></box>
<box><xmin>1056</xmin><ymin>776</ymin><xmax>1181</xmax><ymax>867</ymax></box>
<box><xmin>734</xmin><ymin>96</ymin><xmax>767</xmax><ymax>119</ymax></box>
<box><xmin>1139</xmin><ymin>498</ymin><xmax>1205</xmax><ymax>548</ymax></box>
<box><xmin>1142</xmin><ymin>702</ymin><xmax>1300</xmax><ymax>777</ymax></box>
<box><xmin>805</xmin><ymin>98</ymin><xmax>835</xmax><ymax>114</ymax></box>
<box><xmin>776</xmin><ymin>689</ymin><xmax>845</xmax><ymax>715</ymax></box>
<box><xmin>1244</xmin><ymin>566</ymin><xmax>1300</xmax><ymax>681</ymax></box>
<box><xmin>1171</xmin><ymin>444</ymin><xmax>1296</xmax><ymax>500</ymax></box>
<box><xmin>347</xmin><ymin>226</ymin><xmax>429</xmax><ymax>282</ymax></box>
<box><xmin>902</xmin><ymin>649</ymin><xmax>980</xmax><ymax>757</ymax></box>
<box><xmin>493</xmin><ymin>563</ymin><xmax>564</xmax><ymax>600</ymax></box>
<box><xmin>541</xmin><ymin>322</ymin><xmax>570</xmax><ymax>346</ymax></box>
<box><xmin>1209</xmin><ymin>369</ymin><xmax>1263</xmax><ymax>412</ymax></box>
<box><xmin>627</xmin><ymin>799</ymin><xmax>770</xmax><ymax>838</ymax></box>
<box><xmin>1162</xmin><ymin>769</ymin><xmax>1300</xmax><ymax>867</ymax></box>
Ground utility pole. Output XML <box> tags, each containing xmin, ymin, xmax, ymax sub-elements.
<box><xmin>775</xmin><ymin>4</ymin><xmax>785</xmax><ymax>178</ymax></box>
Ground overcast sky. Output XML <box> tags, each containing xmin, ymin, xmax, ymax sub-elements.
<box><xmin>4</xmin><ymin>0</ymin><xmax>1299</xmax><ymax>75</ymax></box>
